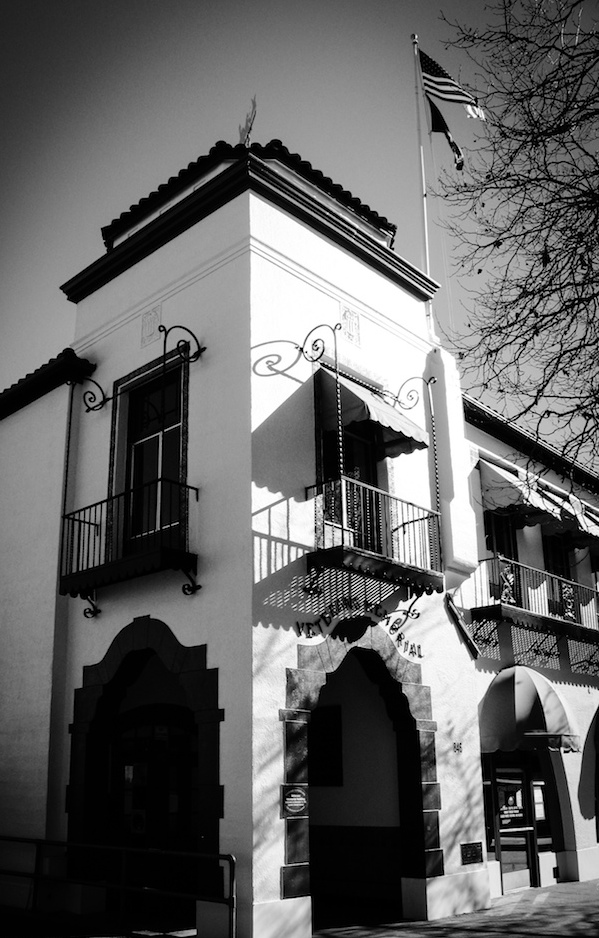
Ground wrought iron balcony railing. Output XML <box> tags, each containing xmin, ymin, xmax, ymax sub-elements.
<box><xmin>470</xmin><ymin>555</ymin><xmax>599</xmax><ymax>631</ymax></box>
<box><xmin>60</xmin><ymin>478</ymin><xmax>199</xmax><ymax>598</ymax></box>
<box><xmin>307</xmin><ymin>475</ymin><xmax>442</xmax><ymax>582</ymax></box>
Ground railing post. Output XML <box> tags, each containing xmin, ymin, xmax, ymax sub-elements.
<box><xmin>119</xmin><ymin>846</ymin><xmax>127</xmax><ymax>920</ymax></box>
<box><xmin>30</xmin><ymin>839</ymin><xmax>43</xmax><ymax>913</ymax></box>
<box><xmin>341</xmin><ymin>476</ymin><xmax>348</xmax><ymax>540</ymax></box>
<box><xmin>227</xmin><ymin>855</ymin><xmax>237</xmax><ymax>938</ymax></box>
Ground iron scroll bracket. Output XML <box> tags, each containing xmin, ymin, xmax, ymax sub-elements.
<box><xmin>82</xmin><ymin>322</ymin><xmax>206</xmax><ymax>413</ymax></box>
<box><xmin>82</xmin><ymin>592</ymin><xmax>101</xmax><ymax>618</ymax></box>
<box><xmin>83</xmin><ymin>378</ymin><xmax>112</xmax><ymax>412</ymax></box>
<box><xmin>182</xmin><ymin>570</ymin><xmax>202</xmax><ymax>596</ymax></box>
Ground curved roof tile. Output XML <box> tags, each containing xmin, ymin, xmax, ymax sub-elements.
<box><xmin>0</xmin><ymin>348</ymin><xmax>96</xmax><ymax>419</ymax></box>
<box><xmin>101</xmin><ymin>139</ymin><xmax>396</xmax><ymax>249</ymax></box>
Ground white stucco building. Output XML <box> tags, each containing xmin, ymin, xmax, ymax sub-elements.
<box><xmin>1</xmin><ymin>139</ymin><xmax>599</xmax><ymax>938</ymax></box>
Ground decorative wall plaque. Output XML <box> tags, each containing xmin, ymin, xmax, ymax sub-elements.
<box><xmin>460</xmin><ymin>842</ymin><xmax>483</xmax><ymax>865</ymax></box>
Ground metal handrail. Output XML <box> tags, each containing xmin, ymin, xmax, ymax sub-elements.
<box><xmin>0</xmin><ymin>834</ymin><xmax>236</xmax><ymax>937</ymax></box>
<box><xmin>307</xmin><ymin>475</ymin><xmax>442</xmax><ymax>573</ymax></box>
<box><xmin>60</xmin><ymin>478</ymin><xmax>199</xmax><ymax>581</ymax></box>
<box><xmin>472</xmin><ymin>554</ymin><xmax>599</xmax><ymax>630</ymax></box>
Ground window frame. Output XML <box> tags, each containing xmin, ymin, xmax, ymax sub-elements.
<box><xmin>106</xmin><ymin>351</ymin><xmax>190</xmax><ymax>558</ymax></box>
<box><xmin>108</xmin><ymin>350</ymin><xmax>190</xmax><ymax>502</ymax></box>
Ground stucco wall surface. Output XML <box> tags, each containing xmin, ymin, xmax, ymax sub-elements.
<box><xmin>56</xmin><ymin>199</ymin><xmax>256</xmax><ymax>891</ymax></box>
<box><xmin>0</xmin><ymin>385</ymin><xmax>70</xmax><ymax>836</ymax></box>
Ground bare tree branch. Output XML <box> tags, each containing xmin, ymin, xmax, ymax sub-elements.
<box><xmin>441</xmin><ymin>0</ymin><xmax>599</xmax><ymax>465</ymax></box>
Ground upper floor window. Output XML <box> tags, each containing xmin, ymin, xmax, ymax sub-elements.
<box><xmin>484</xmin><ymin>510</ymin><xmax>519</xmax><ymax>561</ymax></box>
<box><xmin>59</xmin><ymin>345</ymin><xmax>199</xmax><ymax>604</ymax></box>
<box><xmin>315</xmin><ymin>365</ymin><xmax>427</xmax><ymax>487</ymax></box>
<box><xmin>108</xmin><ymin>354</ymin><xmax>190</xmax><ymax>557</ymax></box>
<box><xmin>127</xmin><ymin>368</ymin><xmax>182</xmax><ymax>538</ymax></box>
<box><xmin>542</xmin><ymin>532</ymin><xmax>572</xmax><ymax>582</ymax></box>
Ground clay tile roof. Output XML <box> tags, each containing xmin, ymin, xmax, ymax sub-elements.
<box><xmin>101</xmin><ymin>139</ymin><xmax>396</xmax><ymax>249</ymax></box>
<box><xmin>0</xmin><ymin>348</ymin><xmax>96</xmax><ymax>419</ymax></box>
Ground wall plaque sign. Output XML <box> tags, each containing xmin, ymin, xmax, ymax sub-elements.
<box><xmin>280</xmin><ymin>785</ymin><xmax>309</xmax><ymax>819</ymax></box>
<box><xmin>460</xmin><ymin>842</ymin><xmax>483</xmax><ymax>865</ymax></box>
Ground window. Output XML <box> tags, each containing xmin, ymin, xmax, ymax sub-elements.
<box><xmin>322</xmin><ymin>421</ymin><xmax>381</xmax><ymax>485</ymax></box>
<box><xmin>542</xmin><ymin>532</ymin><xmax>577</xmax><ymax>620</ymax></box>
<box><xmin>108</xmin><ymin>353</ymin><xmax>190</xmax><ymax>562</ymax></box>
<box><xmin>59</xmin><ymin>352</ymin><xmax>196</xmax><ymax>599</ymax></box>
<box><xmin>484</xmin><ymin>510</ymin><xmax>518</xmax><ymax>561</ymax></box>
<box><xmin>485</xmin><ymin>511</ymin><xmax>521</xmax><ymax>604</ymax></box>
<box><xmin>542</xmin><ymin>533</ymin><xmax>572</xmax><ymax>581</ymax></box>
<box><xmin>127</xmin><ymin>368</ymin><xmax>182</xmax><ymax>541</ymax></box>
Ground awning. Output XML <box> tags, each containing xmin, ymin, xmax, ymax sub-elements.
<box><xmin>320</xmin><ymin>368</ymin><xmax>429</xmax><ymax>456</ymax></box>
<box><xmin>480</xmin><ymin>665</ymin><xmax>579</xmax><ymax>752</ymax></box>
<box><xmin>479</xmin><ymin>459</ymin><xmax>599</xmax><ymax>541</ymax></box>
<box><xmin>564</xmin><ymin>493</ymin><xmax>599</xmax><ymax>539</ymax></box>
<box><xmin>479</xmin><ymin>460</ymin><xmax>565</xmax><ymax>524</ymax></box>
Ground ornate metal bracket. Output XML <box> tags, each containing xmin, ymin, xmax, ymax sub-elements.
<box><xmin>297</xmin><ymin>322</ymin><xmax>342</xmax><ymax>365</ymax></box>
<box><xmin>83</xmin><ymin>378</ymin><xmax>112</xmax><ymax>412</ymax></box>
<box><xmin>82</xmin><ymin>323</ymin><xmax>206</xmax><ymax>413</ymax></box>
<box><xmin>385</xmin><ymin>374</ymin><xmax>437</xmax><ymax>412</ymax></box>
<box><xmin>82</xmin><ymin>592</ymin><xmax>101</xmax><ymax>618</ymax></box>
<box><xmin>159</xmin><ymin>323</ymin><xmax>206</xmax><ymax>363</ymax></box>
<box><xmin>182</xmin><ymin>571</ymin><xmax>202</xmax><ymax>596</ymax></box>
<box><xmin>388</xmin><ymin>595</ymin><xmax>421</xmax><ymax>630</ymax></box>
<box><xmin>303</xmin><ymin>567</ymin><xmax>323</xmax><ymax>596</ymax></box>
<box><xmin>386</xmin><ymin>374</ymin><xmax>440</xmax><ymax>515</ymax></box>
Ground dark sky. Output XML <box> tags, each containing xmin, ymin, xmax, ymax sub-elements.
<box><xmin>0</xmin><ymin>0</ymin><xmax>484</xmax><ymax>389</ymax></box>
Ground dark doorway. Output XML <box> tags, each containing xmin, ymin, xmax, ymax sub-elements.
<box><xmin>308</xmin><ymin>649</ymin><xmax>419</xmax><ymax>928</ymax></box>
<box><xmin>483</xmin><ymin>750</ymin><xmax>564</xmax><ymax>893</ymax></box>
<box><xmin>84</xmin><ymin>651</ymin><xmax>199</xmax><ymax>850</ymax></box>
<box><xmin>76</xmin><ymin>649</ymin><xmax>211</xmax><ymax>927</ymax></box>
<box><xmin>108</xmin><ymin>702</ymin><xmax>197</xmax><ymax>851</ymax></box>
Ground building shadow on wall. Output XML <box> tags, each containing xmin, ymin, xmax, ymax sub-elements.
<box><xmin>252</xmin><ymin>375</ymin><xmax>315</xmax><ymax>497</ymax></box>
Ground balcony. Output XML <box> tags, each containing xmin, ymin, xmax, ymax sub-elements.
<box><xmin>469</xmin><ymin>555</ymin><xmax>599</xmax><ymax>634</ymax></box>
<box><xmin>306</xmin><ymin>475</ymin><xmax>443</xmax><ymax>594</ymax></box>
<box><xmin>60</xmin><ymin>478</ymin><xmax>198</xmax><ymax>598</ymax></box>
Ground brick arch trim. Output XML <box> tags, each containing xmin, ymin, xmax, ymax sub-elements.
<box><xmin>68</xmin><ymin>615</ymin><xmax>223</xmax><ymax>845</ymax></box>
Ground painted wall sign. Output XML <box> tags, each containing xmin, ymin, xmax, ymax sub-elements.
<box><xmin>387</xmin><ymin>624</ymin><xmax>424</xmax><ymax>660</ymax></box>
<box><xmin>280</xmin><ymin>785</ymin><xmax>309</xmax><ymax>819</ymax></box>
<box><xmin>293</xmin><ymin>594</ymin><xmax>426</xmax><ymax>660</ymax></box>
<box><xmin>293</xmin><ymin>595</ymin><xmax>389</xmax><ymax>640</ymax></box>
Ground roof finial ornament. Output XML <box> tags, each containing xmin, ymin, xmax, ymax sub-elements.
<box><xmin>239</xmin><ymin>96</ymin><xmax>257</xmax><ymax>147</ymax></box>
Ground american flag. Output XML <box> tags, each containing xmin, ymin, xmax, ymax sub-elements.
<box><xmin>428</xmin><ymin>98</ymin><xmax>464</xmax><ymax>171</ymax></box>
<box><xmin>418</xmin><ymin>50</ymin><xmax>477</xmax><ymax>106</ymax></box>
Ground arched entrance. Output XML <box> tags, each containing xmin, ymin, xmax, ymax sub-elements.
<box><xmin>280</xmin><ymin>622</ymin><xmax>443</xmax><ymax>927</ymax></box>
<box><xmin>308</xmin><ymin>648</ymin><xmax>422</xmax><ymax>926</ymax></box>
<box><xmin>479</xmin><ymin>666</ymin><xmax>578</xmax><ymax>892</ymax></box>
<box><xmin>84</xmin><ymin>651</ymin><xmax>198</xmax><ymax>852</ymax></box>
<box><xmin>67</xmin><ymin>617</ymin><xmax>223</xmax><ymax>918</ymax></box>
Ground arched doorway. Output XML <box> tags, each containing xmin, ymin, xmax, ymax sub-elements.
<box><xmin>281</xmin><ymin>623</ymin><xmax>442</xmax><ymax>927</ymax></box>
<box><xmin>479</xmin><ymin>666</ymin><xmax>578</xmax><ymax>892</ymax></box>
<box><xmin>85</xmin><ymin>650</ymin><xmax>198</xmax><ymax>852</ymax></box>
<box><xmin>67</xmin><ymin>617</ymin><xmax>223</xmax><ymax>922</ymax></box>
<box><xmin>308</xmin><ymin>648</ymin><xmax>421</xmax><ymax>927</ymax></box>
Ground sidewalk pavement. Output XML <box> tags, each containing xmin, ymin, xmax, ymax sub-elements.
<box><xmin>2</xmin><ymin>881</ymin><xmax>599</xmax><ymax>937</ymax></box>
<box><xmin>313</xmin><ymin>880</ymin><xmax>599</xmax><ymax>938</ymax></box>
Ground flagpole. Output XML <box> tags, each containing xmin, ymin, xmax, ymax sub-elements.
<box><xmin>411</xmin><ymin>34</ymin><xmax>430</xmax><ymax>280</ymax></box>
